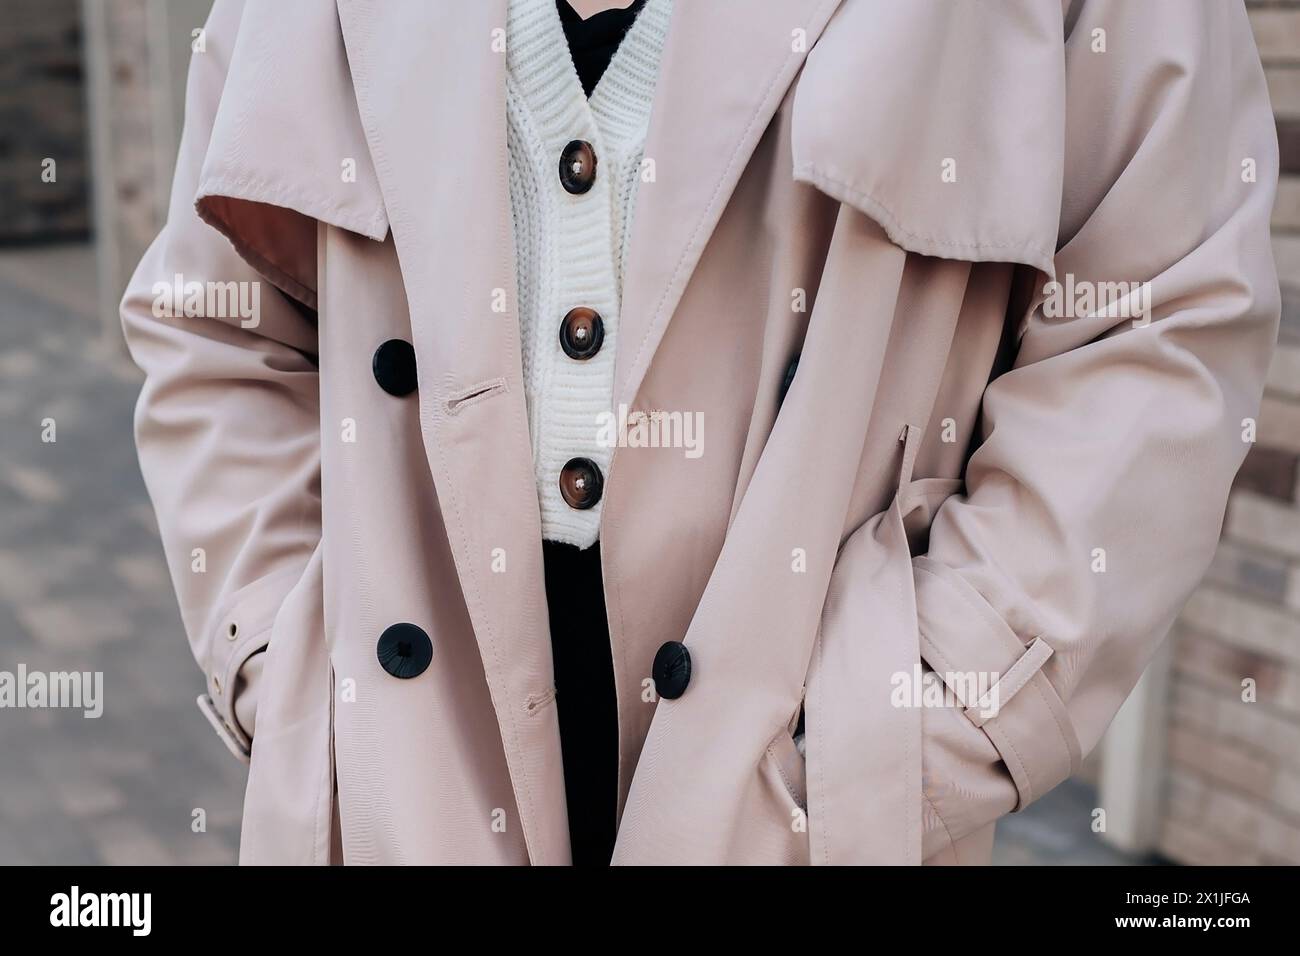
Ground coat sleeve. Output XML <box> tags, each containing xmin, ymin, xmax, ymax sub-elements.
<box><xmin>120</xmin><ymin>0</ymin><xmax>321</xmax><ymax>763</ymax></box>
<box><xmin>918</xmin><ymin>0</ymin><xmax>1280</xmax><ymax>854</ymax></box>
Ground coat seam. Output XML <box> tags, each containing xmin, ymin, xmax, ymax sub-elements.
<box><xmin>766</xmin><ymin>742</ymin><xmax>806</xmax><ymax>812</ymax></box>
<box><xmin>812</xmin><ymin>630</ymin><xmax>829</xmax><ymax>865</ymax></box>
<box><xmin>198</xmin><ymin>175</ymin><xmax>387</xmax><ymax>241</ymax></box>
<box><xmin>921</xmin><ymin>791</ymin><xmax>955</xmax><ymax>859</ymax></box>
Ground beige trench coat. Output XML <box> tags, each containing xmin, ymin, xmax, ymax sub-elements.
<box><xmin>122</xmin><ymin>0</ymin><xmax>1279</xmax><ymax>865</ymax></box>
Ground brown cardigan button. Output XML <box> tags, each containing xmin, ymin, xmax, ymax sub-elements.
<box><xmin>559</xmin><ymin>457</ymin><xmax>604</xmax><ymax>509</ymax></box>
<box><xmin>559</xmin><ymin>140</ymin><xmax>597</xmax><ymax>194</ymax></box>
<box><xmin>559</xmin><ymin>307</ymin><xmax>604</xmax><ymax>360</ymax></box>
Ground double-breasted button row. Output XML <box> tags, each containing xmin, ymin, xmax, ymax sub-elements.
<box><xmin>377</xmin><ymin>627</ymin><xmax>695</xmax><ymax>704</ymax></box>
<box><xmin>376</xmin><ymin>616</ymin><xmax>694</xmax><ymax>704</ymax></box>
<box><xmin>371</xmin><ymin>340</ymin><xmax>426</xmax><ymax>679</ymax></box>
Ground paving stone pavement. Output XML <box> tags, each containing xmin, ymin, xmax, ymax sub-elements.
<box><xmin>0</xmin><ymin>247</ymin><xmax>246</xmax><ymax>864</ymax></box>
<box><xmin>0</xmin><ymin>245</ymin><xmax>1138</xmax><ymax>866</ymax></box>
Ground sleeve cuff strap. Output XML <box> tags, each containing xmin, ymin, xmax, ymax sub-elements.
<box><xmin>913</xmin><ymin>556</ymin><xmax>1082</xmax><ymax>809</ymax></box>
<box><xmin>201</xmin><ymin>567</ymin><xmax>300</xmax><ymax>757</ymax></box>
<box><xmin>197</xmin><ymin>693</ymin><xmax>251</xmax><ymax>764</ymax></box>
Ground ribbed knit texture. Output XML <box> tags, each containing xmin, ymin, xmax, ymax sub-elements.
<box><xmin>507</xmin><ymin>0</ymin><xmax>671</xmax><ymax>547</ymax></box>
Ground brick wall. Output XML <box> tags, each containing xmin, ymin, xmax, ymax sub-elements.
<box><xmin>1157</xmin><ymin>0</ymin><xmax>1300</xmax><ymax>866</ymax></box>
<box><xmin>92</xmin><ymin>0</ymin><xmax>175</xmax><ymax>297</ymax></box>
<box><xmin>83</xmin><ymin>0</ymin><xmax>215</xmax><ymax>337</ymax></box>
<box><xmin>0</xmin><ymin>0</ymin><xmax>89</xmax><ymax>243</ymax></box>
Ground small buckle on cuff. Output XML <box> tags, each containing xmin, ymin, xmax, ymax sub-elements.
<box><xmin>963</xmin><ymin>637</ymin><xmax>1054</xmax><ymax>728</ymax></box>
<box><xmin>196</xmin><ymin>693</ymin><xmax>251</xmax><ymax>764</ymax></box>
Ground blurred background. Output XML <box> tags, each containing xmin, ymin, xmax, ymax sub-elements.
<box><xmin>0</xmin><ymin>0</ymin><xmax>1297</xmax><ymax>866</ymax></box>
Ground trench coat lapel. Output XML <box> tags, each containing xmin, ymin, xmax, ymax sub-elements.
<box><xmin>336</xmin><ymin>0</ymin><xmax>572</xmax><ymax>865</ymax></box>
<box><xmin>334</xmin><ymin>0</ymin><xmax>517</xmax><ymax>395</ymax></box>
<box><xmin>612</xmin><ymin>0</ymin><xmax>844</xmax><ymax>411</ymax></box>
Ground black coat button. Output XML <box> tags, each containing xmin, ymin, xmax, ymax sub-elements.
<box><xmin>373</xmin><ymin>339</ymin><xmax>418</xmax><ymax>396</ymax></box>
<box><xmin>652</xmin><ymin>641</ymin><xmax>692</xmax><ymax>700</ymax></box>
<box><xmin>376</xmin><ymin>622</ymin><xmax>432</xmax><ymax>679</ymax></box>
<box><xmin>559</xmin><ymin>307</ymin><xmax>604</xmax><ymax>360</ymax></box>
<box><xmin>778</xmin><ymin>353</ymin><xmax>799</xmax><ymax>408</ymax></box>
<box><xmin>559</xmin><ymin>140</ymin><xmax>597</xmax><ymax>194</ymax></box>
<box><xmin>559</xmin><ymin>457</ymin><xmax>603</xmax><ymax>509</ymax></box>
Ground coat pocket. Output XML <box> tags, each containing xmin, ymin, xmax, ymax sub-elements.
<box><xmin>764</xmin><ymin>725</ymin><xmax>807</xmax><ymax>812</ymax></box>
<box><xmin>239</xmin><ymin>543</ymin><xmax>336</xmax><ymax>865</ymax></box>
<box><xmin>805</xmin><ymin>425</ymin><xmax>931</xmax><ymax>864</ymax></box>
<box><xmin>732</xmin><ymin>728</ymin><xmax>810</xmax><ymax>866</ymax></box>
<box><xmin>899</xmin><ymin>477</ymin><xmax>965</xmax><ymax>556</ymax></box>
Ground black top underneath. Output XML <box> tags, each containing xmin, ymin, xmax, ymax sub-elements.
<box><xmin>558</xmin><ymin>0</ymin><xmax>649</xmax><ymax>97</ymax></box>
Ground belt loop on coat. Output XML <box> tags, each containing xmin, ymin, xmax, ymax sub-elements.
<box><xmin>896</xmin><ymin>423</ymin><xmax>923</xmax><ymax>490</ymax></box>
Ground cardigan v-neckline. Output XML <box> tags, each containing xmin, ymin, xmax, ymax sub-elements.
<box><xmin>508</xmin><ymin>0</ymin><xmax>669</xmax><ymax>167</ymax></box>
<box><xmin>557</xmin><ymin>0</ymin><xmax>649</xmax><ymax>98</ymax></box>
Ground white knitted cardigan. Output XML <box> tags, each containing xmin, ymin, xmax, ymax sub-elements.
<box><xmin>506</xmin><ymin>0</ymin><xmax>672</xmax><ymax>548</ymax></box>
